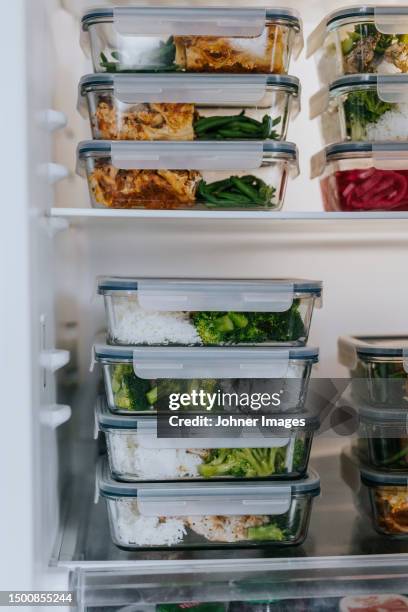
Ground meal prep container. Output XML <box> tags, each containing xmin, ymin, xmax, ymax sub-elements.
<box><xmin>94</xmin><ymin>343</ymin><xmax>319</xmax><ymax>415</ymax></box>
<box><xmin>307</xmin><ymin>6</ymin><xmax>408</xmax><ymax>84</ymax></box>
<box><xmin>312</xmin><ymin>142</ymin><xmax>408</xmax><ymax>212</ymax></box>
<box><xmin>358</xmin><ymin>405</ymin><xmax>408</xmax><ymax>473</ymax></box>
<box><xmin>341</xmin><ymin>449</ymin><xmax>408</xmax><ymax>539</ymax></box>
<box><xmin>338</xmin><ymin>335</ymin><xmax>408</xmax><ymax>406</ymax></box>
<box><xmin>97</xmin><ymin>459</ymin><xmax>320</xmax><ymax>549</ymax></box>
<box><xmin>81</xmin><ymin>7</ymin><xmax>303</xmax><ymax>75</ymax></box>
<box><xmin>95</xmin><ymin>396</ymin><xmax>318</xmax><ymax>481</ymax></box>
<box><xmin>97</xmin><ymin>277</ymin><xmax>322</xmax><ymax>347</ymax></box>
<box><xmin>310</xmin><ymin>75</ymin><xmax>408</xmax><ymax>144</ymax></box>
<box><xmin>78</xmin><ymin>74</ymin><xmax>300</xmax><ymax>142</ymax></box>
<box><xmin>76</xmin><ymin>140</ymin><xmax>298</xmax><ymax>211</ymax></box>
<box><xmin>360</xmin><ymin>464</ymin><xmax>408</xmax><ymax>538</ymax></box>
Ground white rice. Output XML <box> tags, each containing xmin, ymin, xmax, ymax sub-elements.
<box><xmin>365</xmin><ymin>105</ymin><xmax>408</xmax><ymax>140</ymax></box>
<box><xmin>114</xmin><ymin>499</ymin><xmax>187</xmax><ymax>546</ymax></box>
<box><xmin>108</xmin><ymin>433</ymin><xmax>204</xmax><ymax>479</ymax></box>
<box><xmin>112</xmin><ymin>297</ymin><xmax>201</xmax><ymax>345</ymax></box>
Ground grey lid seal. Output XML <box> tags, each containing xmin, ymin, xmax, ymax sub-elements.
<box><xmin>94</xmin><ymin>343</ymin><xmax>319</xmax><ymax>365</ymax></box>
<box><xmin>98</xmin><ymin>457</ymin><xmax>320</xmax><ymax>497</ymax></box>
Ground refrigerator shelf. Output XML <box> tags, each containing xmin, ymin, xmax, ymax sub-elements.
<box><xmin>54</xmin><ymin>451</ymin><xmax>408</xmax><ymax>606</ymax></box>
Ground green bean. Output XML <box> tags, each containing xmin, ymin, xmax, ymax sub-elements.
<box><xmin>230</xmin><ymin>177</ymin><xmax>262</xmax><ymax>201</ymax></box>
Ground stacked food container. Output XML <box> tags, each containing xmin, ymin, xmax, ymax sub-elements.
<box><xmin>80</xmin><ymin>7</ymin><xmax>322</xmax><ymax>551</ymax></box>
<box><xmin>77</xmin><ymin>6</ymin><xmax>303</xmax><ymax>212</ymax></box>
<box><xmin>339</xmin><ymin>335</ymin><xmax>408</xmax><ymax>538</ymax></box>
<box><xmin>307</xmin><ymin>6</ymin><xmax>408</xmax><ymax>212</ymax></box>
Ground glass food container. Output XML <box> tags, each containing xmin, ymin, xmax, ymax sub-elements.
<box><xmin>95</xmin><ymin>396</ymin><xmax>319</xmax><ymax>481</ymax></box>
<box><xmin>310</xmin><ymin>74</ymin><xmax>408</xmax><ymax>144</ymax></box>
<box><xmin>338</xmin><ymin>335</ymin><xmax>408</xmax><ymax>406</ymax></box>
<box><xmin>80</xmin><ymin>7</ymin><xmax>303</xmax><ymax>75</ymax></box>
<box><xmin>76</xmin><ymin>140</ymin><xmax>298</xmax><ymax>211</ymax></box>
<box><xmin>358</xmin><ymin>405</ymin><xmax>408</xmax><ymax>473</ymax></box>
<box><xmin>311</xmin><ymin>142</ymin><xmax>408</xmax><ymax>212</ymax></box>
<box><xmin>97</xmin><ymin>459</ymin><xmax>320</xmax><ymax>549</ymax></box>
<box><xmin>360</xmin><ymin>464</ymin><xmax>408</xmax><ymax>538</ymax></box>
<box><xmin>93</xmin><ymin>343</ymin><xmax>319</xmax><ymax>415</ymax></box>
<box><xmin>97</xmin><ymin>277</ymin><xmax>322</xmax><ymax>347</ymax></box>
<box><xmin>307</xmin><ymin>6</ymin><xmax>408</xmax><ymax>84</ymax></box>
<box><xmin>77</xmin><ymin>73</ymin><xmax>300</xmax><ymax>142</ymax></box>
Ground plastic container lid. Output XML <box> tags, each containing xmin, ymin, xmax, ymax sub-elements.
<box><xmin>96</xmin><ymin>394</ymin><xmax>319</xmax><ymax>431</ymax></box>
<box><xmin>307</xmin><ymin>6</ymin><xmax>408</xmax><ymax>57</ymax></box>
<box><xmin>78</xmin><ymin>73</ymin><xmax>300</xmax><ymax>114</ymax></box>
<box><xmin>97</xmin><ymin>457</ymin><xmax>320</xmax><ymax>512</ymax></box>
<box><xmin>338</xmin><ymin>335</ymin><xmax>408</xmax><ymax>371</ymax></box>
<box><xmin>76</xmin><ymin>140</ymin><xmax>299</xmax><ymax>174</ymax></box>
<box><xmin>95</xmin><ymin>396</ymin><xmax>319</xmax><ymax>451</ymax></box>
<box><xmin>311</xmin><ymin>142</ymin><xmax>408</xmax><ymax>179</ymax></box>
<box><xmin>360</xmin><ymin>463</ymin><xmax>408</xmax><ymax>487</ymax></box>
<box><xmin>310</xmin><ymin>75</ymin><xmax>408</xmax><ymax>119</ymax></box>
<box><xmin>98</xmin><ymin>276</ymin><xmax>322</xmax><ymax>295</ymax></box>
<box><xmin>93</xmin><ymin>343</ymin><xmax>319</xmax><ymax>380</ymax></box>
<box><xmin>81</xmin><ymin>7</ymin><xmax>302</xmax><ymax>33</ymax></box>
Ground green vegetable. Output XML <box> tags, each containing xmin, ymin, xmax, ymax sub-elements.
<box><xmin>192</xmin><ymin>302</ymin><xmax>305</xmax><ymax>345</ymax></box>
<box><xmin>198</xmin><ymin>447</ymin><xmax>288</xmax><ymax>478</ymax></box>
<box><xmin>247</xmin><ymin>523</ymin><xmax>286</xmax><ymax>541</ymax></box>
<box><xmin>344</xmin><ymin>90</ymin><xmax>395</xmax><ymax>140</ymax></box>
<box><xmin>292</xmin><ymin>438</ymin><xmax>306</xmax><ymax>471</ymax></box>
<box><xmin>194</xmin><ymin>111</ymin><xmax>281</xmax><ymax>140</ymax></box>
<box><xmin>341</xmin><ymin>23</ymin><xmax>395</xmax><ymax>63</ymax></box>
<box><xmin>112</xmin><ymin>364</ymin><xmax>152</xmax><ymax>411</ymax></box>
<box><xmin>198</xmin><ymin>443</ymin><xmax>307</xmax><ymax>479</ymax></box>
<box><xmin>197</xmin><ymin>175</ymin><xmax>276</xmax><ymax>208</ymax></box>
<box><xmin>100</xmin><ymin>38</ymin><xmax>178</xmax><ymax>72</ymax></box>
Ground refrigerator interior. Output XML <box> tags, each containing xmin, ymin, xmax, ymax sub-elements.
<box><xmin>2</xmin><ymin>0</ymin><xmax>408</xmax><ymax>609</ymax></box>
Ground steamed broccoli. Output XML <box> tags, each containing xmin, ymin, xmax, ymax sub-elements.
<box><xmin>112</xmin><ymin>364</ymin><xmax>152</xmax><ymax>411</ymax></box>
<box><xmin>292</xmin><ymin>439</ymin><xmax>305</xmax><ymax>472</ymax></box>
<box><xmin>247</xmin><ymin>523</ymin><xmax>286</xmax><ymax>541</ymax></box>
<box><xmin>192</xmin><ymin>302</ymin><xmax>305</xmax><ymax>345</ymax></box>
<box><xmin>198</xmin><ymin>447</ymin><xmax>288</xmax><ymax>478</ymax></box>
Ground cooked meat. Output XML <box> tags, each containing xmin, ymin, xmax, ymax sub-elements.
<box><xmin>376</xmin><ymin>489</ymin><xmax>408</xmax><ymax>534</ymax></box>
<box><xmin>343</xmin><ymin>35</ymin><xmax>380</xmax><ymax>73</ymax></box>
<box><xmin>174</xmin><ymin>26</ymin><xmax>284</xmax><ymax>73</ymax></box>
<box><xmin>385</xmin><ymin>42</ymin><xmax>408</xmax><ymax>72</ymax></box>
<box><xmin>187</xmin><ymin>515</ymin><xmax>269</xmax><ymax>542</ymax></box>
<box><xmin>95</xmin><ymin>100</ymin><xmax>195</xmax><ymax>140</ymax></box>
<box><xmin>89</xmin><ymin>163</ymin><xmax>202</xmax><ymax>209</ymax></box>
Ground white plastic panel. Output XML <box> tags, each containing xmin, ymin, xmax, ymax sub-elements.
<box><xmin>110</xmin><ymin>141</ymin><xmax>264</xmax><ymax>171</ymax></box>
<box><xmin>112</xmin><ymin>7</ymin><xmax>267</xmax><ymax>37</ymax></box>
<box><xmin>374</xmin><ymin>6</ymin><xmax>408</xmax><ymax>34</ymax></box>
<box><xmin>133</xmin><ymin>348</ymin><xmax>290</xmax><ymax>379</ymax></box>
<box><xmin>137</xmin><ymin>485</ymin><xmax>291</xmax><ymax>516</ymax></box>
<box><xmin>137</xmin><ymin>279</ymin><xmax>295</xmax><ymax>311</ymax></box>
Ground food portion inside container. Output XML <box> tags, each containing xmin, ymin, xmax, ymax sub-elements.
<box><xmin>338</xmin><ymin>335</ymin><xmax>408</xmax><ymax>406</ymax></box>
<box><xmin>78</xmin><ymin>74</ymin><xmax>300</xmax><ymax>142</ymax></box>
<box><xmin>307</xmin><ymin>7</ymin><xmax>408</xmax><ymax>81</ymax></box>
<box><xmin>97</xmin><ymin>278</ymin><xmax>322</xmax><ymax>347</ymax></box>
<box><xmin>358</xmin><ymin>405</ymin><xmax>408</xmax><ymax>472</ymax></box>
<box><xmin>94</xmin><ymin>343</ymin><xmax>319</xmax><ymax>414</ymax></box>
<box><xmin>76</xmin><ymin>140</ymin><xmax>298</xmax><ymax>210</ymax></box>
<box><xmin>361</xmin><ymin>466</ymin><xmax>408</xmax><ymax>537</ymax></box>
<box><xmin>96</xmin><ymin>397</ymin><xmax>318</xmax><ymax>481</ymax></box>
<box><xmin>312</xmin><ymin>143</ymin><xmax>408</xmax><ymax>212</ymax></box>
<box><xmin>311</xmin><ymin>75</ymin><xmax>408</xmax><ymax>143</ymax></box>
<box><xmin>98</xmin><ymin>460</ymin><xmax>320</xmax><ymax>548</ymax></box>
<box><xmin>81</xmin><ymin>8</ymin><xmax>302</xmax><ymax>75</ymax></box>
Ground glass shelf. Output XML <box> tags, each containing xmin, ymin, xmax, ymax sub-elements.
<box><xmin>55</xmin><ymin>450</ymin><xmax>408</xmax><ymax>606</ymax></box>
